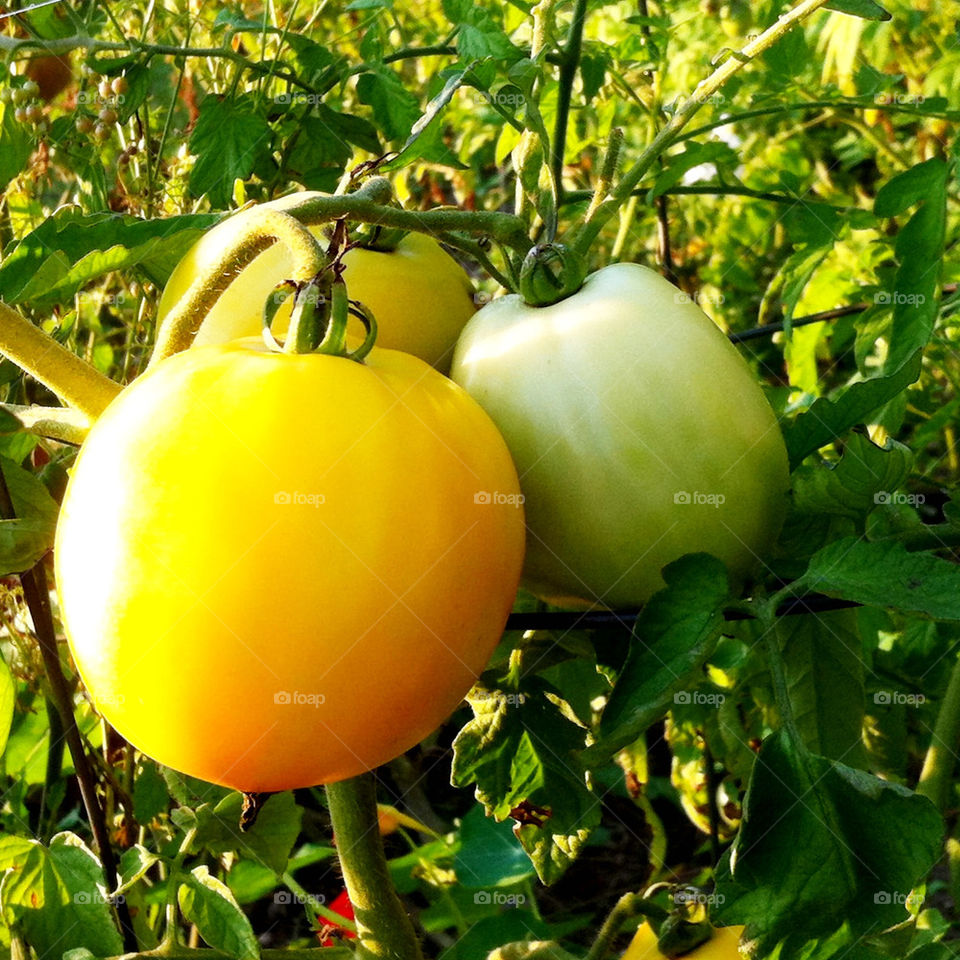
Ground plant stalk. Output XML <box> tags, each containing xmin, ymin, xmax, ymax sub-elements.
<box><xmin>0</xmin><ymin>302</ymin><xmax>121</xmax><ymax>420</ymax></box>
<box><xmin>570</xmin><ymin>0</ymin><xmax>835</xmax><ymax>255</ymax></box>
<box><xmin>326</xmin><ymin>774</ymin><xmax>424</xmax><ymax>960</ymax></box>
<box><xmin>918</xmin><ymin>651</ymin><xmax>960</xmax><ymax>812</ymax></box>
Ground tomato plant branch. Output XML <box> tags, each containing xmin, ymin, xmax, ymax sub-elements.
<box><xmin>0</xmin><ymin>403</ymin><xmax>91</xmax><ymax>445</ymax></box>
<box><xmin>151</xmin><ymin>208</ymin><xmax>328</xmax><ymax>365</ymax></box>
<box><xmin>918</xmin><ymin>651</ymin><xmax>960</xmax><ymax>812</ymax></box>
<box><xmin>569</xmin><ymin>0</ymin><xmax>834</xmax><ymax>255</ymax></box>
<box><xmin>326</xmin><ymin>774</ymin><xmax>424</xmax><ymax>960</ymax></box>
<box><xmin>584</xmin><ymin>893</ymin><xmax>668</xmax><ymax>960</ymax></box>
<box><xmin>0</xmin><ymin>302</ymin><xmax>122</xmax><ymax>419</ymax></box>
<box><xmin>551</xmin><ymin>0</ymin><xmax>588</xmax><ymax>207</ymax></box>
<box><xmin>0</xmin><ymin>471</ymin><xmax>138</xmax><ymax>953</ymax></box>
<box><xmin>281</xmin><ymin>871</ymin><xmax>359</xmax><ymax>933</ymax></box>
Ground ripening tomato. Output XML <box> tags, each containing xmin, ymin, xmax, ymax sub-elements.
<box><xmin>55</xmin><ymin>340</ymin><xmax>524</xmax><ymax>792</ymax></box>
<box><xmin>450</xmin><ymin>263</ymin><xmax>789</xmax><ymax>609</ymax></box>
<box><xmin>156</xmin><ymin>194</ymin><xmax>477</xmax><ymax>371</ymax></box>
<box><xmin>624</xmin><ymin>923</ymin><xmax>746</xmax><ymax>959</ymax></box>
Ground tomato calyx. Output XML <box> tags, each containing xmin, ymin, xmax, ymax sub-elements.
<box><xmin>519</xmin><ymin>243</ymin><xmax>587</xmax><ymax>307</ymax></box>
<box><xmin>653</xmin><ymin>916</ymin><xmax>713</xmax><ymax>957</ymax></box>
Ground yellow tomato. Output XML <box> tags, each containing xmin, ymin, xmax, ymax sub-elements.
<box><xmin>156</xmin><ymin>193</ymin><xmax>476</xmax><ymax>371</ymax></box>
<box><xmin>55</xmin><ymin>340</ymin><xmax>524</xmax><ymax>792</ymax></box>
<box><xmin>624</xmin><ymin>923</ymin><xmax>746</xmax><ymax>959</ymax></box>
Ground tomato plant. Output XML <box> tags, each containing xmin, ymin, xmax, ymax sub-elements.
<box><xmin>0</xmin><ymin>1</ymin><xmax>957</xmax><ymax>959</ymax></box>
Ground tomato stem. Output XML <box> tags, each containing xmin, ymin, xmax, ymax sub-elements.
<box><xmin>326</xmin><ymin>774</ymin><xmax>424</xmax><ymax>960</ymax></box>
<box><xmin>151</xmin><ymin>208</ymin><xmax>328</xmax><ymax>366</ymax></box>
<box><xmin>569</xmin><ymin>0</ymin><xmax>836</xmax><ymax>257</ymax></box>
<box><xmin>918</xmin><ymin>651</ymin><xmax>960</xmax><ymax>812</ymax></box>
<box><xmin>584</xmin><ymin>892</ymin><xmax>668</xmax><ymax>960</ymax></box>
<box><xmin>0</xmin><ymin>301</ymin><xmax>121</xmax><ymax>420</ymax></box>
<box><xmin>0</xmin><ymin>403</ymin><xmax>91</xmax><ymax>445</ymax></box>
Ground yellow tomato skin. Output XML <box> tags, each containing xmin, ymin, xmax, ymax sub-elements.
<box><xmin>624</xmin><ymin>923</ymin><xmax>746</xmax><ymax>959</ymax></box>
<box><xmin>54</xmin><ymin>341</ymin><xmax>524</xmax><ymax>792</ymax></box>
<box><xmin>156</xmin><ymin>194</ymin><xmax>476</xmax><ymax>371</ymax></box>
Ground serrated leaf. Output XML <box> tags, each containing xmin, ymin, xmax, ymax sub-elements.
<box><xmin>825</xmin><ymin>0</ymin><xmax>891</xmax><ymax>20</ymax></box>
<box><xmin>201</xmin><ymin>792</ymin><xmax>303</xmax><ymax>875</ymax></box>
<box><xmin>115</xmin><ymin>845</ymin><xmax>159</xmax><ymax>896</ymax></box>
<box><xmin>799</xmin><ymin>538</ymin><xmax>960</xmax><ymax>620</ymax></box>
<box><xmin>714</xmin><ymin>730</ymin><xmax>941</xmax><ymax>956</ymax></box>
<box><xmin>356</xmin><ymin>68</ymin><xmax>421</xmax><ymax>143</ymax></box>
<box><xmin>0</xmin><ymin>456</ymin><xmax>59</xmax><ymax>576</ymax></box>
<box><xmin>779</xmin><ymin>609</ymin><xmax>866</xmax><ymax>765</ymax></box>
<box><xmin>178</xmin><ymin>865</ymin><xmax>260</xmax><ymax>960</ymax></box>
<box><xmin>452</xmin><ymin>681</ymin><xmax>597</xmax><ymax>884</ymax></box>
<box><xmin>189</xmin><ymin>97</ymin><xmax>273</xmax><ymax>207</ymax></box>
<box><xmin>588</xmin><ymin>555</ymin><xmax>730</xmax><ymax>762</ymax></box>
<box><xmin>0</xmin><ymin>208</ymin><xmax>223</xmax><ymax>306</ymax></box>
<box><xmin>0</xmin><ymin>833</ymin><xmax>124</xmax><ymax>958</ymax></box>
<box><xmin>792</xmin><ymin>434</ymin><xmax>913</xmax><ymax>520</ymax></box>
<box><xmin>782</xmin><ymin>350</ymin><xmax>922</xmax><ymax>468</ymax></box>
<box><xmin>133</xmin><ymin>760</ymin><xmax>170</xmax><ymax>824</ymax></box>
<box><xmin>873</xmin><ymin>159</ymin><xmax>948</xmax><ymax>375</ymax></box>
<box><xmin>285</xmin><ymin>115</ymin><xmax>353</xmax><ymax>192</ymax></box>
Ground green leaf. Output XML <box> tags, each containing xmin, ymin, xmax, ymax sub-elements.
<box><xmin>800</xmin><ymin>538</ymin><xmax>960</xmax><ymax>620</ymax></box>
<box><xmin>0</xmin><ymin>456</ymin><xmax>59</xmax><ymax>576</ymax></box>
<box><xmin>714</xmin><ymin>730</ymin><xmax>942</xmax><ymax>956</ymax></box>
<box><xmin>873</xmin><ymin>159</ymin><xmax>948</xmax><ymax>374</ymax></box>
<box><xmin>178</xmin><ymin>865</ymin><xmax>260</xmax><ymax>960</ymax></box>
<box><xmin>454</xmin><ymin>805</ymin><xmax>535</xmax><ymax>889</ymax></box>
<box><xmin>0</xmin><ymin>654</ymin><xmax>15</xmax><ymax>758</ymax></box>
<box><xmin>0</xmin><ymin>208</ymin><xmax>223</xmax><ymax>306</ymax></box>
<box><xmin>452</xmin><ymin>679</ymin><xmax>598</xmax><ymax>884</ymax></box>
<box><xmin>355</xmin><ymin>68</ymin><xmax>421</xmax><ymax>142</ymax></box>
<box><xmin>200</xmin><ymin>791</ymin><xmax>303</xmax><ymax>875</ymax></box>
<box><xmin>0</xmin><ymin>102</ymin><xmax>33</xmax><ymax>189</ymax></box>
<box><xmin>285</xmin><ymin>116</ymin><xmax>353</xmax><ymax>192</ymax></box>
<box><xmin>825</xmin><ymin>0</ymin><xmax>892</xmax><ymax>20</ymax></box>
<box><xmin>116</xmin><ymin>845</ymin><xmax>160</xmax><ymax>896</ymax></box>
<box><xmin>648</xmin><ymin>143</ymin><xmax>740</xmax><ymax>201</ymax></box>
<box><xmin>782</xmin><ymin>350</ymin><xmax>922</xmax><ymax>469</ymax></box>
<box><xmin>792</xmin><ymin>433</ymin><xmax>913</xmax><ymax>520</ymax></box>
<box><xmin>387</xmin><ymin>67</ymin><xmax>472</xmax><ymax>169</ymax></box>
<box><xmin>133</xmin><ymin>760</ymin><xmax>170</xmax><ymax>824</ymax></box>
<box><xmin>588</xmin><ymin>554</ymin><xmax>730</xmax><ymax>761</ymax></box>
<box><xmin>779</xmin><ymin>609</ymin><xmax>867</xmax><ymax>766</ymax></box>
<box><xmin>0</xmin><ymin>833</ymin><xmax>124</xmax><ymax>958</ymax></box>
<box><xmin>189</xmin><ymin>96</ymin><xmax>273</xmax><ymax>207</ymax></box>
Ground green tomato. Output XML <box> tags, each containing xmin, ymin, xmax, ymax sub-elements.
<box><xmin>450</xmin><ymin>263</ymin><xmax>789</xmax><ymax>609</ymax></box>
